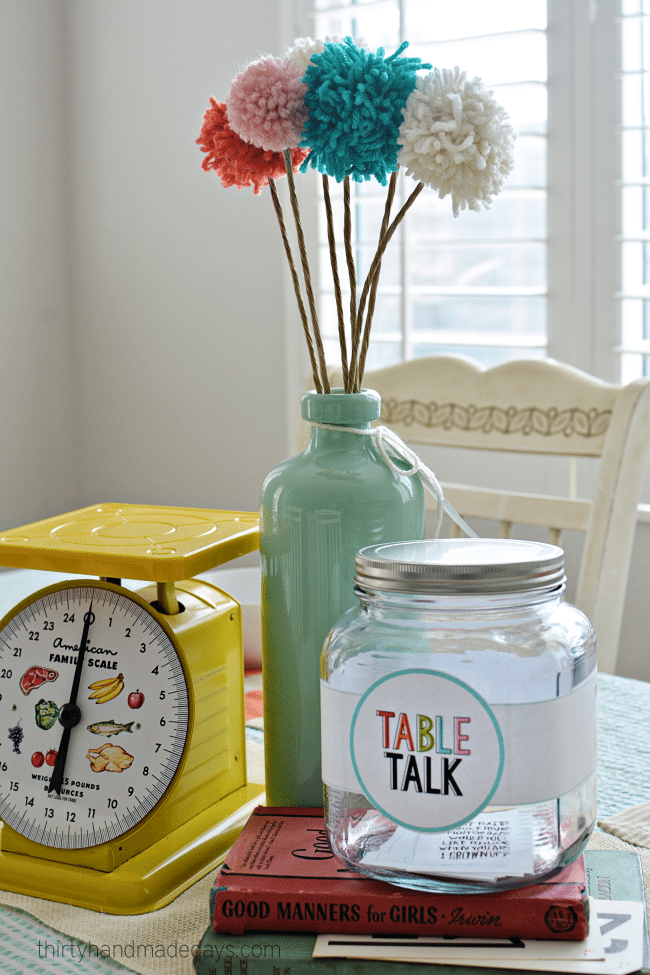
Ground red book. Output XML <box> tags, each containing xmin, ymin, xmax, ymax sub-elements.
<box><xmin>211</xmin><ymin>807</ymin><xmax>588</xmax><ymax>940</ymax></box>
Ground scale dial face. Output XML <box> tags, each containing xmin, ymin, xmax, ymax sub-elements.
<box><xmin>0</xmin><ymin>582</ymin><xmax>189</xmax><ymax>849</ymax></box>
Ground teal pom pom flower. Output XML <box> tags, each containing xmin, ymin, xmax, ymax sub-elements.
<box><xmin>300</xmin><ymin>38</ymin><xmax>431</xmax><ymax>184</ymax></box>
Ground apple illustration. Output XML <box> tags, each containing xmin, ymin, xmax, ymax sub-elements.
<box><xmin>45</xmin><ymin>748</ymin><xmax>58</xmax><ymax>767</ymax></box>
<box><xmin>128</xmin><ymin>689</ymin><xmax>145</xmax><ymax>709</ymax></box>
<box><xmin>31</xmin><ymin>751</ymin><xmax>45</xmax><ymax>768</ymax></box>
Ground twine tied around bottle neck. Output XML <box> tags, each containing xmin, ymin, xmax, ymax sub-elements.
<box><xmin>310</xmin><ymin>421</ymin><xmax>478</xmax><ymax>539</ymax></box>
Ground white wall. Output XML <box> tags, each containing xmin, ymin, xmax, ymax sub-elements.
<box><xmin>0</xmin><ymin>1</ymin><xmax>77</xmax><ymax>526</ymax></box>
<box><xmin>1</xmin><ymin>0</ymin><xmax>649</xmax><ymax>678</ymax></box>
<box><xmin>1</xmin><ymin>0</ymin><xmax>303</xmax><ymax>527</ymax></box>
<box><xmin>67</xmin><ymin>0</ymin><xmax>305</xmax><ymax>514</ymax></box>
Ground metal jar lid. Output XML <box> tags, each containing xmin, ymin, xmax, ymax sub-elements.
<box><xmin>355</xmin><ymin>538</ymin><xmax>565</xmax><ymax>595</ymax></box>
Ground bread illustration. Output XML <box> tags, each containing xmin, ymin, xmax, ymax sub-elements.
<box><xmin>86</xmin><ymin>742</ymin><xmax>134</xmax><ymax>773</ymax></box>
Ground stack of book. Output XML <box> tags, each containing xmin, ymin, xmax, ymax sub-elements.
<box><xmin>193</xmin><ymin>806</ymin><xmax>649</xmax><ymax>975</ymax></box>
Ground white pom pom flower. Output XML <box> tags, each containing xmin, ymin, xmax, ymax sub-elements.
<box><xmin>286</xmin><ymin>35</ymin><xmax>368</xmax><ymax>73</ymax></box>
<box><xmin>397</xmin><ymin>67</ymin><xmax>516</xmax><ymax>216</ymax></box>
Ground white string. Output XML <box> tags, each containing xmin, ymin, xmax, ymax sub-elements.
<box><xmin>311</xmin><ymin>422</ymin><xmax>478</xmax><ymax>539</ymax></box>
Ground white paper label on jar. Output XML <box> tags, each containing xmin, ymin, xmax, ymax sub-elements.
<box><xmin>320</xmin><ymin>670</ymin><xmax>597</xmax><ymax>831</ymax></box>
<box><xmin>351</xmin><ymin>669</ymin><xmax>503</xmax><ymax>831</ymax></box>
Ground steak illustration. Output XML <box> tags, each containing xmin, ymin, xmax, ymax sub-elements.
<box><xmin>19</xmin><ymin>666</ymin><xmax>59</xmax><ymax>696</ymax></box>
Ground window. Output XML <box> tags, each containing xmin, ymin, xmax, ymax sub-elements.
<box><xmin>621</xmin><ymin>0</ymin><xmax>650</xmax><ymax>380</ymax></box>
<box><xmin>311</xmin><ymin>0</ymin><xmax>547</xmax><ymax>372</ymax></box>
<box><xmin>299</xmin><ymin>0</ymin><xmax>645</xmax><ymax>385</ymax></box>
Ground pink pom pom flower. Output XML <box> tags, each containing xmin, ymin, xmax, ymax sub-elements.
<box><xmin>226</xmin><ymin>57</ymin><xmax>308</xmax><ymax>153</ymax></box>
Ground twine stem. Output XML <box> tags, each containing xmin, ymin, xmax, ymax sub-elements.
<box><xmin>283</xmin><ymin>151</ymin><xmax>329</xmax><ymax>393</ymax></box>
<box><xmin>322</xmin><ymin>174</ymin><xmax>348</xmax><ymax>392</ymax></box>
<box><xmin>350</xmin><ymin>171</ymin><xmax>398</xmax><ymax>391</ymax></box>
<box><xmin>357</xmin><ymin>182</ymin><xmax>424</xmax><ymax>386</ymax></box>
<box><xmin>343</xmin><ymin>177</ymin><xmax>358</xmax><ymax>392</ymax></box>
<box><xmin>268</xmin><ymin>178</ymin><xmax>322</xmax><ymax>393</ymax></box>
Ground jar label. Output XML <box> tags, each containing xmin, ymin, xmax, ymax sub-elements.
<box><xmin>321</xmin><ymin>670</ymin><xmax>596</xmax><ymax>832</ymax></box>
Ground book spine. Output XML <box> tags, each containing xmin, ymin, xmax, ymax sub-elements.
<box><xmin>211</xmin><ymin>887</ymin><xmax>588</xmax><ymax>940</ymax></box>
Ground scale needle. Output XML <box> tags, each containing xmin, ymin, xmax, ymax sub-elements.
<box><xmin>48</xmin><ymin>601</ymin><xmax>93</xmax><ymax>795</ymax></box>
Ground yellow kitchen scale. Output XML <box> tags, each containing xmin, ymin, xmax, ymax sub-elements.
<box><xmin>0</xmin><ymin>502</ymin><xmax>264</xmax><ymax>913</ymax></box>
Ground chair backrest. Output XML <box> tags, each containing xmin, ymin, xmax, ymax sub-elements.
<box><xmin>325</xmin><ymin>356</ymin><xmax>650</xmax><ymax>675</ymax></box>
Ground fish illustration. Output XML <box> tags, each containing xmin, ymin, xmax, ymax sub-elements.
<box><xmin>86</xmin><ymin>719</ymin><xmax>138</xmax><ymax>736</ymax></box>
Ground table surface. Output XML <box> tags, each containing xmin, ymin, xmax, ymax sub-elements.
<box><xmin>595</xmin><ymin>670</ymin><xmax>650</xmax><ymax>819</ymax></box>
<box><xmin>0</xmin><ymin>567</ymin><xmax>648</xmax><ymax>974</ymax></box>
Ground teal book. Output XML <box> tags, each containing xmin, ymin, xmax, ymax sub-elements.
<box><xmin>193</xmin><ymin>848</ymin><xmax>649</xmax><ymax>975</ymax></box>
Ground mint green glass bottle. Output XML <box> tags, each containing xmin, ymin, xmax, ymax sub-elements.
<box><xmin>259</xmin><ymin>389</ymin><xmax>426</xmax><ymax>807</ymax></box>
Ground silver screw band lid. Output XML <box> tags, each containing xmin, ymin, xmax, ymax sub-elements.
<box><xmin>355</xmin><ymin>538</ymin><xmax>565</xmax><ymax>595</ymax></box>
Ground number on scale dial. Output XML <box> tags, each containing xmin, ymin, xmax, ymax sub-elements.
<box><xmin>0</xmin><ymin>583</ymin><xmax>189</xmax><ymax>849</ymax></box>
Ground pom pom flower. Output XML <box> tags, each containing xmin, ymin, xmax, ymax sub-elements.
<box><xmin>196</xmin><ymin>97</ymin><xmax>307</xmax><ymax>195</ymax></box>
<box><xmin>397</xmin><ymin>68</ymin><xmax>516</xmax><ymax>216</ymax></box>
<box><xmin>300</xmin><ymin>38</ymin><xmax>431</xmax><ymax>184</ymax></box>
<box><xmin>226</xmin><ymin>57</ymin><xmax>308</xmax><ymax>153</ymax></box>
<box><xmin>286</xmin><ymin>35</ymin><xmax>369</xmax><ymax>73</ymax></box>
<box><xmin>196</xmin><ymin>38</ymin><xmax>514</xmax><ymax>394</ymax></box>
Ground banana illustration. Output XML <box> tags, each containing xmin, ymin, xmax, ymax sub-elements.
<box><xmin>88</xmin><ymin>675</ymin><xmax>120</xmax><ymax>691</ymax></box>
<box><xmin>94</xmin><ymin>680</ymin><xmax>124</xmax><ymax>704</ymax></box>
<box><xmin>88</xmin><ymin>673</ymin><xmax>124</xmax><ymax>703</ymax></box>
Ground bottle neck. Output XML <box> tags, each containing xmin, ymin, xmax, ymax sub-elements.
<box><xmin>308</xmin><ymin>420</ymin><xmax>374</xmax><ymax>451</ymax></box>
<box><xmin>301</xmin><ymin>389</ymin><xmax>381</xmax><ymax>448</ymax></box>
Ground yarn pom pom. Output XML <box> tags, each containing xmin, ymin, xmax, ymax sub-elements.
<box><xmin>397</xmin><ymin>68</ymin><xmax>516</xmax><ymax>216</ymax></box>
<box><xmin>286</xmin><ymin>35</ymin><xmax>368</xmax><ymax>73</ymax></box>
<box><xmin>196</xmin><ymin>98</ymin><xmax>308</xmax><ymax>195</ymax></box>
<box><xmin>300</xmin><ymin>37</ymin><xmax>431</xmax><ymax>184</ymax></box>
<box><xmin>226</xmin><ymin>57</ymin><xmax>308</xmax><ymax>152</ymax></box>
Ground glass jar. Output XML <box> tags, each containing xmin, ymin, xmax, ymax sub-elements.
<box><xmin>320</xmin><ymin>538</ymin><xmax>597</xmax><ymax>893</ymax></box>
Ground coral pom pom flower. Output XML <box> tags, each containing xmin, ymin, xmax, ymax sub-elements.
<box><xmin>196</xmin><ymin>97</ymin><xmax>307</xmax><ymax>195</ymax></box>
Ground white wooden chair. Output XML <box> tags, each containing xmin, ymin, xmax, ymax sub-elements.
<box><xmin>326</xmin><ymin>356</ymin><xmax>650</xmax><ymax>675</ymax></box>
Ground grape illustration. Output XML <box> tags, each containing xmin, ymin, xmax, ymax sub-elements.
<box><xmin>8</xmin><ymin>720</ymin><xmax>23</xmax><ymax>754</ymax></box>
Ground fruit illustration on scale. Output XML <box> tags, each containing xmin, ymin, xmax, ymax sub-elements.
<box><xmin>128</xmin><ymin>689</ymin><xmax>145</xmax><ymax>709</ymax></box>
<box><xmin>88</xmin><ymin>674</ymin><xmax>124</xmax><ymax>704</ymax></box>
